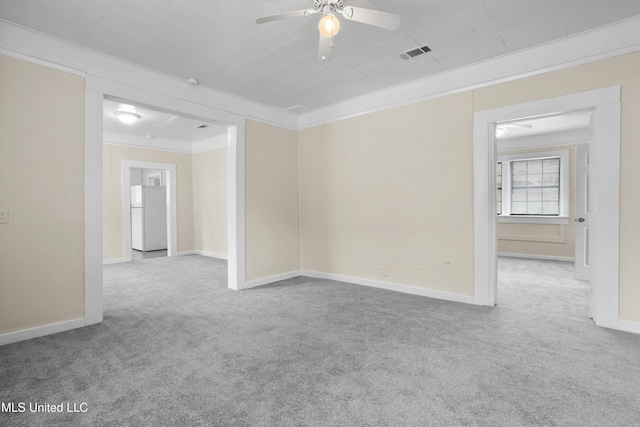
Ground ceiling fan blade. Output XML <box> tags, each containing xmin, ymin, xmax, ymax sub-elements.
<box><xmin>256</xmin><ymin>9</ymin><xmax>317</xmax><ymax>24</ymax></box>
<box><xmin>318</xmin><ymin>34</ymin><xmax>334</xmax><ymax>61</ymax></box>
<box><xmin>340</xmin><ymin>6</ymin><xmax>401</xmax><ymax>30</ymax></box>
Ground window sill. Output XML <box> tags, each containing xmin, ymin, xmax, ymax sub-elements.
<box><xmin>497</xmin><ymin>215</ymin><xmax>570</xmax><ymax>225</ymax></box>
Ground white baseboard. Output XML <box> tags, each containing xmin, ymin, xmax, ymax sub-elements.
<box><xmin>176</xmin><ymin>251</ymin><xmax>196</xmax><ymax>256</ymax></box>
<box><xmin>498</xmin><ymin>252</ymin><xmax>574</xmax><ymax>262</ymax></box>
<box><xmin>0</xmin><ymin>318</ymin><xmax>85</xmax><ymax>346</ymax></box>
<box><xmin>242</xmin><ymin>270</ymin><xmax>302</xmax><ymax>290</ymax></box>
<box><xmin>103</xmin><ymin>258</ymin><xmax>127</xmax><ymax>265</ymax></box>
<box><xmin>617</xmin><ymin>320</ymin><xmax>640</xmax><ymax>335</ymax></box>
<box><xmin>301</xmin><ymin>270</ymin><xmax>479</xmax><ymax>305</ymax></box>
<box><xmin>193</xmin><ymin>250</ymin><xmax>228</xmax><ymax>260</ymax></box>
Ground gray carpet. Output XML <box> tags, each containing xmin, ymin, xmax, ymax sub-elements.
<box><xmin>1</xmin><ymin>256</ymin><xmax>639</xmax><ymax>426</ymax></box>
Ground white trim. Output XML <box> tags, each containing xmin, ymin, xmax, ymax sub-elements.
<box><xmin>590</xmin><ymin>100</ymin><xmax>621</xmax><ymax>328</ymax></box>
<box><xmin>498</xmin><ymin>253</ymin><xmax>574</xmax><ymax>263</ymax></box>
<box><xmin>473</xmin><ymin>115</ymin><xmax>498</xmax><ymax>306</ymax></box>
<box><xmin>103</xmin><ymin>132</ymin><xmax>229</xmax><ymax>154</ymax></box>
<box><xmin>302</xmin><ymin>270</ymin><xmax>479</xmax><ymax>305</ymax></box>
<box><xmin>104</xmin><ymin>134</ymin><xmax>193</xmax><ymax>154</ymax></box>
<box><xmin>103</xmin><ymin>258</ymin><xmax>127</xmax><ymax>265</ymax></box>
<box><xmin>0</xmin><ymin>46</ymin><xmax>85</xmax><ymax>76</ymax></box>
<box><xmin>176</xmin><ymin>251</ymin><xmax>196</xmax><ymax>256</ymax></box>
<box><xmin>0</xmin><ymin>318</ymin><xmax>85</xmax><ymax>346</ymax></box>
<box><xmin>227</xmin><ymin>124</ymin><xmax>246</xmax><ymax>291</ymax></box>
<box><xmin>617</xmin><ymin>320</ymin><xmax>640</xmax><ymax>335</ymax></box>
<box><xmin>242</xmin><ymin>271</ymin><xmax>302</xmax><ymax>290</ymax></box>
<box><xmin>473</xmin><ymin>86</ymin><xmax>620</xmax><ymax>329</ymax></box>
<box><xmin>122</xmin><ymin>160</ymin><xmax>178</xmax><ymax>262</ymax></box>
<box><xmin>299</xmin><ymin>17</ymin><xmax>640</xmax><ymax>128</ymax></box>
<box><xmin>84</xmin><ymin>81</ymin><xmax>103</xmax><ymax>326</ymax></box>
<box><xmin>194</xmin><ymin>250</ymin><xmax>228</xmax><ymax>260</ymax></box>
<box><xmin>0</xmin><ymin>21</ymin><xmax>297</xmax><ymax>131</ymax></box>
<box><xmin>497</xmin><ymin>216</ymin><xmax>569</xmax><ymax>225</ymax></box>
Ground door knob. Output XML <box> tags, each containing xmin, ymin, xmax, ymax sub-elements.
<box><xmin>575</xmin><ymin>218</ymin><xmax>586</xmax><ymax>222</ymax></box>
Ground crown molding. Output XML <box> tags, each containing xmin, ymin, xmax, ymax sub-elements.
<box><xmin>0</xmin><ymin>20</ymin><xmax>298</xmax><ymax>132</ymax></box>
<box><xmin>3</xmin><ymin>16</ymin><xmax>640</xmax><ymax>133</ymax></box>
<box><xmin>299</xmin><ymin>16</ymin><xmax>640</xmax><ymax>129</ymax></box>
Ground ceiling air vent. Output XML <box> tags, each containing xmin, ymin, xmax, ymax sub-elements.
<box><xmin>400</xmin><ymin>44</ymin><xmax>431</xmax><ymax>60</ymax></box>
<box><xmin>195</xmin><ymin>124</ymin><xmax>209</xmax><ymax>129</ymax></box>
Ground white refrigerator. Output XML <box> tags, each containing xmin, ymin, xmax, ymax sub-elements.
<box><xmin>131</xmin><ymin>185</ymin><xmax>167</xmax><ymax>252</ymax></box>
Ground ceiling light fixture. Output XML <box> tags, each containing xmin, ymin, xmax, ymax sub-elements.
<box><xmin>318</xmin><ymin>14</ymin><xmax>340</xmax><ymax>37</ymax></box>
<box><xmin>114</xmin><ymin>110</ymin><xmax>141</xmax><ymax>124</ymax></box>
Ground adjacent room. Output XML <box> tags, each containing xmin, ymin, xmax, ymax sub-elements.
<box><xmin>102</xmin><ymin>98</ymin><xmax>229</xmax><ymax>265</ymax></box>
<box><xmin>1</xmin><ymin>1</ymin><xmax>640</xmax><ymax>425</ymax></box>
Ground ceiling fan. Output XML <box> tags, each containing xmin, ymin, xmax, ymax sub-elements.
<box><xmin>255</xmin><ymin>0</ymin><xmax>401</xmax><ymax>61</ymax></box>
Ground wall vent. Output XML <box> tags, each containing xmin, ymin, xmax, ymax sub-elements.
<box><xmin>400</xmin><ymin>44</ymin><xmax>431</xmax><ymax>60</ymax></box>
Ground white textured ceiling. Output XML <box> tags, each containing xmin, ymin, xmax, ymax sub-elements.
<box><xmin>2</xmin><ymin>0</ymin><xmax>640</xmax><ymax>112</ymax></box>
<box><xmin>103</xmin><ymin>99</ymin><xmax>227</xmax><ymax>143</ymax></box>
<box><xmin>498</xmin><ymin>111</ymin><xmax>592</xmax><ymax>141</ymax></box>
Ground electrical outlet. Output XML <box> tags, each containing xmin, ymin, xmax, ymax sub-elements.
<box><xmin>380</xmin><ymin>267</ymin><xmax>387</xmax><ymax>277</ymax></box>
<box><xmin>269</xmin><ymin>260</ymin><xmax>273</xmax><ymax>270</ymax></box>
<box><xmin>0</xmin><ymin>210</ymin><xmax>8</xmax><ymax>224</ymax></box>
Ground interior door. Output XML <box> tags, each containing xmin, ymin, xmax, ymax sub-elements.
<box><xmin>575</xmin><ymin>144</ymin><xmax>591</xmax><ymax>281</ymax></box>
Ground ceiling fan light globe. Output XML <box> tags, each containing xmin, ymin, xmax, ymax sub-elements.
<box><xmin>318</xmin><ymin>14</ymin><xmax>340</xmax><ymax>37</ymax></box>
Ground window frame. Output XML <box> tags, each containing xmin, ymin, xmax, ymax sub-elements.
<box><xmin>497</xmin><ymin>149</ymin><xmax>570</xmax><ymax>224</ymax></box>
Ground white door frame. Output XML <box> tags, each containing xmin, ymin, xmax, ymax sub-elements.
<box><xmin>473</xmin><ymin>86</ymin><xmax>621</xmax><ymax>329</ymax></box>
<box><xmin>122</xmin><ymin>160</ymin><xmax>177</xmax><ymax>261</ymax></box>
<box><xmin>84</xmin><ymin>76</ymin><xmax>247</xmax><ymax>327</ymax></box>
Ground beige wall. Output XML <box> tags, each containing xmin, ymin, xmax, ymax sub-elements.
<box><xmin>103</xmin><ymin>144</ymin><xmax>194</xmax><ymax>261</ymax></box>
<box><xmin>497</xmin><ymin>145</ymin><xmax>579</xmax><ymax>259</ymax></box>
<box><xmin>0</xmin><ymin>55</ymin><xmax>85</xmax><ymax>334</ymax></box>
<box><xmin>245</xmin><ymin>120</ymin><xmax>300</xmax><ymax>281</ymax></box>
<box><xmin>193</xmin><ymin>148</ymin><xmax>227</xmax><ymax>257</ymax></box>
<box><xmin>299</xmin><ymin>51</ymin><xmax>640</xmax><ymax>323</ymax></box>
<box><xmin>299</xmin><ymin>92</ymin><xmax>475</xmax><ymax>295</ymax></box>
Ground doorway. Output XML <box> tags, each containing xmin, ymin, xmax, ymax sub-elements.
<box><xmin>121</xmin><ymin>160</ymin><xmax>177</xmax><ymax>262</ymax></box>
<box><xmin>473</xmin><ymin>86</ymin><xmax>621</xmax><ymax>329</ymax></box>
<box><xmin>493</xmin><ymin>111</ymin><xmax>593</xmax><ymax>317</ymax></box>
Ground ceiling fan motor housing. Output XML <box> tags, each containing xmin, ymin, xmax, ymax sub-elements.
<box><xmin>314</xmin><ymin>0</ymin><xmax>343</xmax><ymax>12</ymax></box>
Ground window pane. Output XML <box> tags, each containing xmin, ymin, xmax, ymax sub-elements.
<box><xmin>512</xmin><ymin>174</ymin><xmax>527</xmax><ymax>187</ymax></box>
<box><xmin>512</xmin><ymin>161</ymin><xmax>527</xmax><ymax>174</ymax></box>
<box><xmin>542</xmin><ymin>203</ymin><xmax>559</xmax><ymax>215</ymax></box>
<box><xmin>543</xmin><ymin>173</ymin><xmax>558</xmax><ymax>186</ymax></box>
<box><xmin>512</xmin><ymin>188</ymin><xmax>527</xmax><ymax>202</ymax></box>
<box><xmin>543</xmin><ymin>188</ymin><xmax>559</xmax><ymax>201</ymax></box>
<box><xmin>527</xmin><ymin>188</ymin><xmax>543</xmax><ymax>202</ymax></box>
<box><xmin>512</xmin><ymin>202</ymin><xmax>527</xmax><ymax>214</ymax></box>
<box><xmin>543</xmin><ymin>158</ymin><xmax>560</xmax><ymax>173</ymax></box>
<box><xmin>527</xmin><ymin>160</ymin><xmax>543</xmax><ymax>174</ymax></box>
<box><xmin>527</xmin><ymin>202</ymin><xmax>543</xmax><ymax>215</ymax></box>
<box><xmin>508</xmin><ymin>156</ymin><xmax>561</xmax><ymax>216</ymax></box>
<box><xmin>527</xmin><ymin>173</ymin><xmax>542</xmax><ymax>187</ymax></box>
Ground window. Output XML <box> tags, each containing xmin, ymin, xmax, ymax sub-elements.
<box><xmin>497</xmin><ymin>150</ymin><xmax>569</xmax><ymax>224</ymax></box>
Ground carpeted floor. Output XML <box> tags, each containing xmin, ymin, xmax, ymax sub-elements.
<box><xmin>1</xmin><ymin>256</ymin><xmax>639</xmax><ymax>426</ymax></box>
